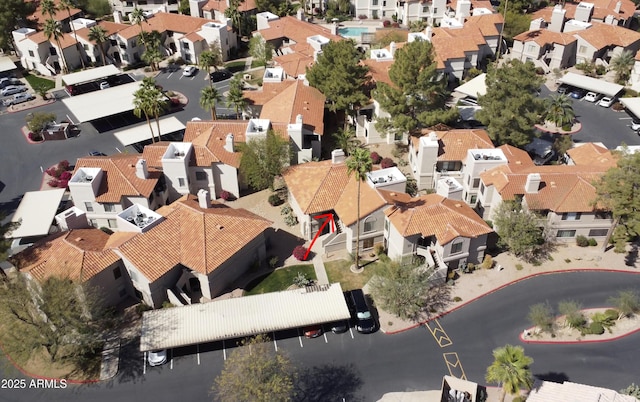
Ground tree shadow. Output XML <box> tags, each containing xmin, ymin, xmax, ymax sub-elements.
<box><xmin>294</xmin><ymin>363</ymin><xmax>364</xmax><ymax>402</ymax></box>
<box><xmin>625</xmin><ymin>243</ymin><xmax>638</xmax><ymax>267</ymax></box>
<box><xmin>533</xmin><ymin>371</ymin><xmax>569</xmax><ymax>385</ymax></box>
<box><xmin>265</xmin><ymin>228</ymin><xmax>306</xmax><ymax>268</ymax></box>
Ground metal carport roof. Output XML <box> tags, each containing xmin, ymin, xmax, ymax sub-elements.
<box><xmin>62</xmin><ymin>81</ymin><xmax>142</xmax><ymax>122</ymax></box>
<box><xmin>61</xmin><ymin>65</ymin><xmax>120</xmax><ymax>86</ymax></box>
<box><xmin>8</xmin><ymin>189</ymin><xmax>66</xmax><ymax>239</ymax></box>
<box><xmin>114</xmin><ymin>117</ymin><xmax>185</xmax><ymax>146</ymax></box>
<box><xmin>454</xmin><ymin>73</ymin><xmax>486</xmax><ymax>99</ymax></box>
<box><xmin>559</xmin><ymin>73</ymin><xmax>623</xmax><ymax>97</ymax></box>
<box><xmin>0</xmin><ymin>56</ymin><xmax>17</xmax><ymax>73</ymax></box>
<box><xmin>140</xmin><ymin>283</ymin><xmax>351</xmax><ymax>351</ymax></box>
<box><xmin>619</xmin><ymin>97</ymin><xmax>640</xmax><ymax>119</ymax></box>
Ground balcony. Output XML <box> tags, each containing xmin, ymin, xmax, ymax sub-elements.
<box><xmin>117</xmin><ymin>204</ymin><xmax>164</xmax><ymax>233</ymax></box>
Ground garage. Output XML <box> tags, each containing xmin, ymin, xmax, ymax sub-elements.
<box><xmin>558</xmin><ymin>73</ymin><xmax>624</xmax><ymax>97</ymax></box>
<box><xmin>140</xmin><ymin>283</ymin><xmax>351</xmax><ymax>352</ymax></box>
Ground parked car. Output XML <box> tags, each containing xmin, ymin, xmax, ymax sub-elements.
<box><xmin>569</xmin><ymin>88</ymin><xmax>587</xmax><ymax>99</ymax></box>
<box><xmin>1</xmin><ymin>85</ymin><xmax>26</xmax><ymax>96</ymax></box>
<box><xmin>88</xmin><ymin>151</ymin><xmax>107</xmax><ymax>156</ymax></box>
<box><xmin>525</xmin><ymin>137</ymin><xmax>556</xmax><ymax>166</ymax></box>
<box><xmin>630</xmin><ymin>122</ymin><xmax>640</xmax><ymax>132</ymax></box>
<box><xmin>303</xmin><ymin>325</ymin><xmax>323</xmax><ymax>338</ymax></box>
<box><xmin>348</xmin><ymin>289</ymin><xmax>376</xmax><ymax>334</ymax></box>
<box><xmin>0</xmin><ymin>77</ymin><xmax>21</xmax><ymax>88</ymax></box>
<box><xmin>99</xmin><ymin>81</ymin><xmax>110</xmax><ymax>90</ymax></box>
<box><xmin>584</xmin><ymin>92</ymin><xmax>601</xmax><ymax>102</ymax></box>
<box><xmin>210</xmin><ymin>70</ymin><xmax>232</xmax><ymax>82</ymax></box>
<box><xmin>557</xmin><ymin>84</ymin><xmax>571</xmax><ymax>94</ymax></box>
<box><xmin>182</xmin><ymin>65</ymin><xmax>197</xmax><ymax>77</ymax></box>
<box><xmin>3</xmin><ymin>92</ymin><xmax>34</xmax><ymax>106</ymax></box>
<box><xmin>330</xmin><ymin>320</ymin><xmax>349</xmax><ymax>334</ymax></box>
<box><xmin>147</xmin><ymin>349</ymin><xmax>167</xmax><ymax>366</ymax></box>
<box><xmin>598</xmin><ymin>96</ymin><xmax>615</xmax><ymax>108</ymax></box>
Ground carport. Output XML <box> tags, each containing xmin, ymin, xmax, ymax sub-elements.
<box><xmin>114</xmin><ymin>116</ymin><xmax>186</xmax><ymax>146</ymax></box>
<box><xmin>9</xmin><ymin>189</ymin><xmax>67</xmax><ymax>240</ymax></box>
<box><xmin>140</xmin><ymin>283</ymin><xmax>351</xmax><ymax>352</ymax></box>
<box><xmin>60</xmin><ymin>65</ymin><xmax>120</xmax><ymax>86</ymax></box>
<box><xmin>62</xmin><ymin>81</ymin><xmax>142</xmax><ymax>123</ymax></box>
<box><xmin>558</xmin><ymin>73</ymin><xmax>623</xmax><ymax>97</ymax></box>
<box><xmin>0</xmin><ymin>56</ymin><xmax>17</xmax><ymax>74</ymax></box>
<box><xmin>619</xmin><ymin>97</ymin><xmax>640</xmax><ymax>119</ymax></box>
<box><xmin>454</xmin><ymin>73</ymin><xmax>486</xmax><ymax>99</ymax></box>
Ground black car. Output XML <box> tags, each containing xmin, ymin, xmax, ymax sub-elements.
<box><xmin>557</xmin><ymin>84</ymin><xmax>572</xmax><ymax>94</ymax></box>
<box><xmin>210</xmin><ymin>70</ymin><xmax>232</xmax><ymax>82</ymax></box>
<box><xmin>330</xmin><ymin>320</ymin><xmax>349</xmax><ymax>334</ymax></box>
<box><xmin>88</xmin><ymin>151</ymin><xmax>107</xmax><ymax>156</ymax></box>
<box><xmin>347</xmin><ymin>289</ymin><xmax>376</xmax><ymax>334</ymax></box>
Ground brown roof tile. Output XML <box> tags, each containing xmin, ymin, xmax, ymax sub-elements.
<box><xmin>203</xmin><ymin>0</ymin><xmax>257</xmax><ymax>13</ymax></box>
<box><xmin>385</xmin><ymin>194</ymin><xmax>492</xmax><ymax>244</ymax></box>
<box><xmin>497</xmin><ymin>144</ymin><xmax>535</xmax><ymax>170</ymax></box>
<box><xmin>257</xmin><ymin>16</ymin><xmax>343</xmax><ymax>43</ymax></box>
<box><xmin>574</xmin><ymin>22</ymin><xmax>640</xmax><ymax>50</ymax></box>
<box><xmin>362</xmin><ymin>59</ymin><xmax>394</xmax><ymax>87</ymax></box>
<box><xmin>513</xmin><ymin>29</ymin><xmax>577</xmax><ymax>46</ymax></box>
<box><xmin>117</xmin><ymin>12</ymin><xmax>219</xmax><ymax>40</ymax></box>
<box><xmin>567</xmin><ymin>142</ymin><xmax>618</xmax><ymax>169</ymax></box>
<box><xmin>29</xmin><ymin>0</ymin><xmax>82</xmax><ymax>28</ymax></box>
<box><xmin>412</xmin><ymin>129</ymin><xmax>495</xmax><ymax>161</ymax></box>
<box><xmin>532</xmin><ymin>0</ymin><xmax>635</xmax><ymax>22</ymax></box>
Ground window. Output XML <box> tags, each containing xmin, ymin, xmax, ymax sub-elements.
<box><xmin>363</xmin><ymin>217</ymin><xmax>376</xmax><ymax>233</ymax></box>
<box><xmin>195</xmin><ymin>171</ymin><xmax>207</xmax><ymax>181</ymax></box>
<box><xmin>472</xmin><ymin>178</ymin><xmax>480</xmax><ymax>188</ymax></box>
<box><xmin>84</xmin><ymin>202</ymin><xmax>94</xmax><ymax>212</ymax></box>
<box><xmin>561</xmin><ymin>212</ymin><xmax>581</xmax><ymax>221</ymax></box>
<box><xmin>451</xmin><ymin>241</ymin><xmax>463</xmax><ymax>254</ymax></box>
<box><xmin>113</xmin><ymin>266</ymin><xmax>122</xmax><ymax>280</ymax></box>
<box><xmin>441</xmin><ymin>161</ymin><xmax>458</xmax><ymax>171</ymax></box>
<box><xmin>433</xmin><ymin>7</ymin><xmax>438</xmax><ymax>13</ymax></box>
<box><xmin>49</xmin><ymin>47</ymin><xmax>57</xmax><ymax>56</ymax></box>
<box><xmin>107</xmin><ymin>219</ymin><xmax>117</xmax><ymax>228</ymax></box>
<box><xmin>372</xmin><ymin>0</ymin><xmax>378</xmax><ymax>5</ymax></box>
<box><xmin>588</xmin><ymin>229</ymin><xmax>608</xmax><ymax>237</ymax></box>
<box><xmin>178</xmin><ymin>177</ymin><xmax>186</xmax><ymax>187</ymax></box>
<box><xmin>83</xmin><ymin>44</ymin><xmax>89</xmax><ymax>51</ymax></box>
<box><xmin>362</xmin><ymin>238</ymin><xmax>374</xmax><ymax>250</ymax></box>
<box><xmin>470</xmin><ymin>194</ymin><xmax>477</xmax><ymax>204</ymax></box>
<box><xmin>382</xmin><ymin>11</ymin><xmax>386</xmax><ymax>16</ymax></box>
<box><xmin>579</xmin><ymin>45</ymin><xmax>587</xmax><ymax>54</ymax></box>
<box><xmin>89</xmin><ymin>219</ymin><xmax>97</xmax><ymax>227</ymax></box>
<box><xmin>556</xmin><ymin>229</ymin><xmax>576</xmax><ymax>238</ymax></box>
<box><xmin>527</xmin><ymin>44</ymin><xmax>536</xmax><ymax>53</ymax></box>
<box><xmin>104</xmin><ymin>204</ymin><xmax>116</xmax><ymax>212</ymax></box>
<box><xmin>595</xmin><ymin>211</ymin><xmax>612</xmax><ymax>220</ymax></box>
<box><xmin>28</xmin><ymin>50</ymin><xmax>34</xmax><ymax>57</ymax></box>
<box><xmin>384</xmin><ymin>219</ymin><xmax>389</xmax><ymax>232</ymax></box>
<box><xmin>480</xmin><ymin>183</ymin><xmax>485</xmax><ymax>195</ymax></box>
<box><xmin>383</xmin><ymin>1</ymin><xmax>386</xmax><ymax>6</ymax></box>
<box><xmin>422</xmin><ymin>6</ymin><xmax>428</xmax><ymax>12</ymax></box>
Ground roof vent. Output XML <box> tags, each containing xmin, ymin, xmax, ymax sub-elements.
<box><xmin>455</xmin><ymin>203</ymin><xmax>462</xmax><ymax>208</ymax></box>
<box><xmin>390</xmin><ymin>192</ymin><xmax>396</xmax><ymax>196</ymax></box>
<box><xmin>217</xmin><ymin>225</ymin><xmax>224</xmax><ymax>230</ymax></box>
<box><xmin>75</xmin><ymin>237</ymin><xmax>83</xmax><ymax>242</ymax></box>
<box><xmin>550</xmin><ymin>181</ymin><xmax>556</xmax><ymax>187</ymax></box>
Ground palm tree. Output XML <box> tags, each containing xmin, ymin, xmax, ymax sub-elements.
<box><xmin>332</xmin><ymin>127</ymin><xmax>360</xmax><ymax>156</ymax></box>
<box><xmin>88</xmin><ymin>25</ymin><xmax>108</xmax><ymax>66</ymax></box>
<box><xmin>129</xmin><ymin>8</ymin><xmax>147</xmax><ymax>49</ymax></box>
<box><xmin>133</xmin><ymin>78</ymin><xmax>166</xmax><ymax>143</ymax></box>
<box><xmin>345</xmin><ymin>147</ymin><xmax>373</xmax><ymax>270</ymax></box>
<box><xmin>41</xmin><ymin>0</ymin><xmax>57</xmax><ymax>19</ymax></box>
<box><xmin>200</xmin><ymin>86</ymin><xmax>222</xmax><ymax>120</ymax></box>
<box><xmin>545</xmin><ymin>94</ymin><xmax>575</xmax><ymax>128</ymax></box>
<box><xmin>611</xmin><ymin>50</ymin><xmax>634</xmax><ymax>85</ymax></box>
<box><xmin>133</xmin><ymin>86</ymin><xmax>155</xmax><ymax>143</ymax></box>
<box><xmin>224</xmin><ymin>0</ymin><xmax>243</xmax><ymax>38</ymax></box>
<box><xmin>44</xmin><ymin>18</ymin><xmax>69</xmax><ymax>74</ymax></box>
<box><xmin>140</xmin><ymin>30</ymin><xmax>162</xmax><ymax>71</ymax></box>
<box><xmin>199</xmin><ymin>49</ymin><xmax>221</xmax><ymax>86</ymax></box>
<box><xmin>226</xmin><ymin>75</ymin><xmax>246</xmax><ymax>119</ymax></box>
<box><xmin>485</xmin><ymin>344</ymin><xmax>534</xmax><ymax>402</ymax></box>
<box><xmin>59</xmin><ymin>0</ymin><xmax>85</xmax><ymax>69</ymax></box>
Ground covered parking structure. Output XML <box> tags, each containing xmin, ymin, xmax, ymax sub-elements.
<box><xmin>558</xmin><ymin>73</ymin><xmax>624</xmax><ymax>97</ymax></box>
<box><xmin>114</xmin><ymin>116</ymin><xmax>186</xmax><ymax>146</ymax></box>
<box><xmin>140</xmin><ymin>283</ymin><xmax>351</xmax><ymax>352</ymax></box>
<box><xmin>454</xmin><ymin>73</ymin><xmax>486</xmax><ymax>99</ymax></box>
<box><xmin>619</xmin><ymin>97</ymin><xmax>640</xmax><ymax>120</ymax></box>
<box><xmin>60</xmin><ymin>65</ymin><xmax>120</xmax><ymax>86</ymax></box>
<box><xmin>0</xmin><ymin>56</ymin><xmax>18</xmax><ymax>74</ymax></box>
<box><xmin>62</xmin><ymin>81</ymin><xmax>142</xmax><ymax>123</ymax></box>
<box><xmin>8</xmin><ymin>189</ymin><xmax>67</xmax><ymax>244</ymax></box>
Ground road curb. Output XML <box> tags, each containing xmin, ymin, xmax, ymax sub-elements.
<box><xmin>7</xmin><ymin>98</ymin><xmax>56</xmax><ymax>113</ymax></box>
<box><xmin>384</xmin><ymin>268</ymin><xmax>640</xmax><ymax>335</ymax></box>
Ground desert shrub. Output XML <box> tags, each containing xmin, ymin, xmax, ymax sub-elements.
<box><xmin>453</xmin><ymin>296</ymin><xmax>462</xmax><ymax>302</ymax></box>
<box><xmin>293</xmin><ymin>272</ymin><xmax>312</xmax><ymax>287</ymax></box>
<box><xmin>576</xmin><ymin>235</ymin><xmax>589</xmax><ymax>247</ymax></box>
<box><xmin>535</xmin><ymin>67</ymin><xmax>545</xmax><ymax>75</ymax></box>
<box><xmin>612</xmin><ymin>102</ymin><xmax>625</xmax><ymax>111</ymax></box>
<box><xmin>591</xmin><ymin>311</ymin><xmax>616</xmax><ymax>330</ymax></box>
<box><xmin>59</xmin><ymin>171</ymin><xmax>72</xmax><ymax>181</ymax></box>
<box><xmin>561</xmin><ymin>123</ymin><xmax>572</xmax><ymax>131</ymax></box>
<box><xmin>565</xmin><ymin>258</ymin><xmax>571</xmax><ymax>263</ymax></box>
<box><xmin>481</xmin><ymin>254</ymin><xmax>493</xmax><ymax>269</ymax></box>
<box><xmin>595</xmin><ymin>65</ymin><xmax>606</xmax><ymax>75</ymax></box>
<box><xmin>370</xmin><ymin>151</ymin><xmax>382</xmax><ymax>164</ymax></box>
<box><xmin>466</xmin><ymin>263</ymin><xmax>475</xmax><ymax>273</ymax></box>
<box><xmin>281</xmin><ymin>205</ymin><xmax>292</xmax><ymax>215</ymax></box>
<box><xmin>28</xmin><ymin>132</ymin><xmax>43</xmax><ymax>141</ymax></box>
<box><xmin>588</xmin><ymin>238</ymin><xmax>597</xmax><ymax>246</ymax></box>
<box><xmin>358</xmin><ymin>14</ymin><xmax>368</xmax><ymax>19</ymax></box>
<box><xmin>588</xmin><ymin>321</ymin><xmax>605</xmax><ymax>335</ymax></box>
<box><xmin>605</xmin><ymin>309</ymin><xmax>619</xmax><ymax>321</ymax></box>
<box><xmin>623</xmin><ymin>88</ymin><xmax>639</xmax><ymax>98</ymax></box>
<box><xmin>293</xmin><ymin>245</ymin><xmax>308</xmax><ymax>261</ymax></box>
<box><xmin>383</xmin><ymin>20</ymin><xmax>391</xmax><ymax>27</ymax></box>
<box><xmin>48</xmin><ymin>178</ymin><xmax>60</xmax><ymax>187</ymax></box>
<box><xmin>268</xmin><ymin>256</ymin><xmax>279</xmax><ymax>269</ymax></box>
<box><xmin>268</xmin><ymin>193</ymin><xmax>283</xmax><ymax>206</ymax></box>
<box><xmin>380</xmin><ymin>157</ymin><xmax>396</xmax><ymax>169</ymax></box>
<box><xmin>220</xmin><ymin>190</ymin><xmax>234</xmax><ymax>201</ymax></box>
<box><xmin>57</xmin><ymin>179</ymin><xmax>69</xmax><ymax>188</ymax></box>
<box><xmin>516</xmin><ymin>264</ymin><xmax>524</xmax><ymax>271</ymax></box>
<box><xmin>374</xmin><ymin>243</ymin><xmax>385</xmax><ymax>255</ymax></box>
<box><xmin>284</xmin><ymin>213</ymin><xmax>298</xmax><ymax>226</ymax></box>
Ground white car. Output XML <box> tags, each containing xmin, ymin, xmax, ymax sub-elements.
<box><xmin>182</xmin><ymin>66</ymin><xmax>197</xmax><ymax>77</ymax></box>
<box><xmin>1</xmin><ymin>85</ymin><xmax>26</xmax><ymax>96</ymax></box>
<box><xmin>630</xmin><ymin>122</ymin><xmax>640</xmax><ymax>132</ymax></box>
<box><xmin>3</xmin><ymin>92</ymin><xmax>34</xmax><ymax>106</ymax></box>
<box><xmin>99</xmin><ymin>81</ymin><xmax>110</xmax><ymax>90</ymax></box>
<box><xmin>147</xmin><ymin>349</ymin><xmax>167</xmax><ymax>366</ymax></box>
<box><xmin>598</xmin><ymin>96</ymin><xmax>615</xmax><ymax>108</ymax></box>
<box><xmin>584</xmin><ymin>92</ymin><xmax>600</xmax><ymax>102</ymax></box>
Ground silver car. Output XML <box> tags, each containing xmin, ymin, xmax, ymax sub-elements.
<box><xmin>3</xmin><ymin>93</ymin><xmax>34</xmax><ymax>106</ymax></box>
<box><xmin>1</xmin><ymin>85</ymin><xmax>27</xmax><ymax>96</ymax></box>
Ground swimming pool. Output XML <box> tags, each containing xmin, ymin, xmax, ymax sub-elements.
<box><xmin>338</xmin><ymin>27</ymin><xmax>369</xmax><ymax>37</ymax></box>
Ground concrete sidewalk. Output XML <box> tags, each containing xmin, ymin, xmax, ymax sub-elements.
<box><xmin>312</xmin><ymin>254</ymin><xmax>329</xmax><ymax>285</ymax></box>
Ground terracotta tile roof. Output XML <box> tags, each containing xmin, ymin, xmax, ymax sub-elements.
<box><xmin>257</xmin><ymin>16</ymin><xmax>343</xmax><ymax>43</ymax></box>
<box><xmin>117</xmin><ymin>195</ymin><xmax>272</xmax><ymax>281</ymax></box>
<box><xmin>497</xmin><ymin>144</ymin><xmax>535</xmax><ymax>170</ymax></box>
<box><xmin>29</xmin><ymin>0</ymin><xmax>82</xmax><ymax>28</ymax></box>
<box><xmin>282</xmin><ymin>160</ymin><xmax>388</xmax><ymax>226</ymax></box>
<box><xmin>244</xmin><ymin>81</ymin><xmax>296</xmax><ymax>105</ymax></box>
<box><xmin>573</xmin><ymin>22</ymin><xmax>640</xmax><ymax>50</ymax></box>
<box><xmin>203</xmin><ymin>0</ymin><xmax>257</xmax><ymax>13</ymax></box>
<box><xmin>184</xmin><ymin>31</ymin><xmax>204</xmax><ymax>42</ymax></box>
<box><xmin>75</xmin><ymin>21</ymin><xmax>130</xmax><ymax>41</ymax></box>
<box><xmin>27</xmin><ymin>30</ymin><xmax>78</xmax><ymax>49</ymax></box>
<box><xmin>186</xmin><ymin>122</ymin><xmax>243</xmax><ymax>168</ymax></box>
<box><xmin>74</xmin><ymin>154</ymin><xmax>162</xmax><ymax>203</ymax></box>
<box><xmin>412</xmin><ymin>129</ymin><xmax>495</xmax><ymax>161</ymax></box>
<box><xmin>362</xmin><ymin>59</ymin><xmax>394</xmax><ymax>87</ymax></box>
<box><xmin>141</xmin><ymin>142</ymin><xmax>171</xmax><ymax>168</ymax></box>
<box><xmin>567</xmin><ymin>142</ymin><xmax>619</xmax><ymax>169</ymax></box>
<box><xmin>247</xmin><ymin>80</ymin><xmax>326</xmax><ymax>135</ymax></box>
<box><xmin>636</xmin><ymin>49</ymin><xmax>640</xmax><ymax>61</ymax></box>
<box><xmin>273</xmin><ymin>46</ymin><xmax>315</xmax><ymax>78</ymax></box>
<box><xmin>11</xmin><ymin>229</ymin><xmax>120</xmax><ymax>282</ymax></box>
<box><xmin>513</xmin><ymin>29</ymin><xmax>577</xmax><ymax>46</ymax></box>
<box><xmin>480</xmin><ymin>164</ymin><xmax>610</xmax><ymax>213</ymax></box>
<box><xmin>532</xmin><ymin>0</ymin><xmax>635</xmax><ymax>22</ymax></box>
<box><xmin>118</xmin><ymin>12</ymin><xmax>217</xmax><ymax>40</ymax></box>
<box><xmin>385</xmin><ymin>193</ymin><xmax>492</xmax><ymax>245</ymax></box>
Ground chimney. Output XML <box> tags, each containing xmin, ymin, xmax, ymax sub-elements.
<box><xmin>297</xmin><ymin>8</ymin><xmax>306</xmax><ymax>21</ymax></box>
<box><xmin>224</xmin><ymin>133</ymin><xmax>234</xmax><ymax>153</ymax></box>
<box><xmin>549</xmin><ymin>4</ymin><xmax>566</xmax><ymax>32</ymax></box>
<box><xmin>425</xmin><ymin>25</ymin><xmax>433</xmax><ymax>41</ymax></box>
<box><xmin>615</xmin><ymin>0</ymin><xmax>622</xmax><ymax>13</ymax></box>
<box><xmin>330</xmin><ymin>22</ymin><xmax>338</xmax><ymax>36</ymax></box>
<box><xmin>389</xmin><ymin>41</ymin><xmax>396</xmax><ymax>57</ymax></box>
<box><xmin>456</xmin><ymin>0</ymin><xmax>471</xmax><ymax>19</ymax></box>
<box><xmin>332</xmin><ymin>149</ymin><xmax>346</xmax><ymax>164</ymax></box>
<box><xmin>197</xmin><ymin>188</ymin><xmax>211</xmax><ymax>208</ymax></box>
<box><xmin>113</xmin><ymin>11</ymin><xmax>123</xmax><ymax>24</ymax></box>
<box><xmin>525</xmin><ymin>173</ymin><xmax>541</xmax><ymax>193</ymax></box>
<box><xmin>135</xmin><ymin>159</ymin><xmax>149</xmax><ymax>179</ymax></box>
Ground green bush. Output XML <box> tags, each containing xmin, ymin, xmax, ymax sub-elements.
<box><xmin>453</xmin><ymin>296</ymin><xmax>462</xmax><ymax>302</ymax></box>
<box><xmin>576</xmin><ymin>235</ymin><xmax>589</xmax><ymax>247</ymax></box>
<box><xmin>605</xmin><ymin>309</ymin><xmax>619</xmax><ymax>321</ymax></box>
<box><xmin>562</xmin><ymin>123</ymin><xmax>572</xmax><ymax>131</ymax></box>
<box><xmin>565</xmin><ymin>258</ymin><xmax>571</xmax><ymax>263</ymax></box>
<box><xmin>595</xmin><ymin>65</ymin><xmax>606</xmax><ymax>75</ymax></box>
<box><xmin>566</xmin><ymin>314</ymin><xmax>586</xmax><ymax>329</ymax></box>
<box><xmin>268</xmin><ymin>193</ymin><xmax>283</xmax><ymax>206</ymax></box>
<box><xmin>588</xmin><ymin>321</ymin><xmax>605</xmax><ymax>335</ymax></box>
<box><xmin>516</xmin><ymin>264</ymin><xmax>524</xmax><ymax>271</ymax></box>
<box><xmin>588</xmin><ymin>238</ymin><xmax>597</xmax><ymax>246</ymax></box>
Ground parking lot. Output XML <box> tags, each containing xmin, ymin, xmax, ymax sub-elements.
<box><xmin>66</xmin><ymin>73</ymin><xmax>135</xmax><ymax>96</ymax></box>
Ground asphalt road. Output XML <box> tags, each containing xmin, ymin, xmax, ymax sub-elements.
<box><xmin>2</xmin><ymin>271</ymin><xmax>639</xmax><ymax>401</ymax></box>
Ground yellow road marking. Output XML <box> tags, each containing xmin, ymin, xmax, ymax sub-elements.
<box><xmin>425</xmin><ymin>320</ymin><xmax>453</xmax><ymax>348</ymax></box>
<box><xmin>443</xmin><ymin>352</ymin><xmax>467</xmax><ymax>380</ymax></box>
